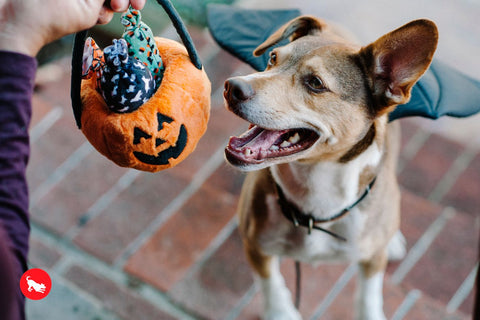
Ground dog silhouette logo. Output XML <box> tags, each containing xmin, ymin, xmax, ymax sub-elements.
<box><xmin>20</xmin><ymin>268</ymin><xmax>52</xmax><ymax>300</ymax></box>
<box><xmin>26</xmin><ymin>276</ymin><xmax>46</xmax><ymax>293</ymax></box>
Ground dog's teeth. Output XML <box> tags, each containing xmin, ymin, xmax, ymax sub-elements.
<box><xmin>280</xmin><ymin>141</ymin><xmax>291</xmax><ymax>148</ymax></box>
<box><xmin>270</xmin><ymin>145</ymin><xmax>279</xmax><ymax>151</ymax></box>
<box><xmin>244</xmin><ymin>148</ymin><xmax>253</xmax><ymax>156</ymax></box>
<box><xmin>289</xmin><ymin>133</ymin><xmax>300</xmax><ymax>144</ymax></box>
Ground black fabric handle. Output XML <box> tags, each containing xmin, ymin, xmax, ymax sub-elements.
<box><xmin>156</xmin><ymin>0</ymin><xmax>202</xmax><ymax>70</ymax></box>
<box><xmin>71</xmin><ymin>30</ymin><xmax>89</xmax><ymax>128</ymax></box>
<box><xmin>70</xmin><ymin>0</ymin><xmax>202</xmax><ymax>129</ymax></box>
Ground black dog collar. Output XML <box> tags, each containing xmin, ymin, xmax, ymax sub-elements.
<box><xmin>274</xmin><ymin>176</ymin><xmax>377</xmax><ymax>241</ymax></box>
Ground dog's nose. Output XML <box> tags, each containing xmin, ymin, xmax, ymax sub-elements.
<box><xmin>224</xmin><ymin>78</ymin><xmax>255</xmax><ymax>103</ymax></box>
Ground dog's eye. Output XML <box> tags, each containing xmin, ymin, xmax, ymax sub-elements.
<box><xmin>268</xmin><ymin>52</ymin><xmax>277</xmax><ymax>67</ymax></box>
<box><xmin>304</xmin><ymin>75</ymin><xmax>326</xmax><ymax>93</ymax></box>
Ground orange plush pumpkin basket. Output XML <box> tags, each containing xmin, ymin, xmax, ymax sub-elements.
<box><xmin>71</xmin><ymin>0</ymin><xmax>211</xmax><ymax>172</ymax></box>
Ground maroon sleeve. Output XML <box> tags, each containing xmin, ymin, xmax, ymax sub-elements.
<box><xmin>0</xmin><ymin>50</ymin><xmax>37</xmax><ymax>320</ymax></box>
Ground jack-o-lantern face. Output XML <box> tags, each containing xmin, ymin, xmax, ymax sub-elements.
<box><xmin>132</xmin><ymin>112</ymin><xmax>187</xmax><ymax>165</ymax></box>
<box><xmin>80</xmin><ymin>37</ymin><xmax>211</xmax><ymax>172</ymax></box>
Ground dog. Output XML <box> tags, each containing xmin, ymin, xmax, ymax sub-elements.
<box><xmin>223</xmin><ymin>15</ymin><xmax>438</xmax><ymax>320</ymax></box>
<box><xmin>26</xmin><ymin>276</ymin><xmax>46</xmax><ymax>294</ymax></box>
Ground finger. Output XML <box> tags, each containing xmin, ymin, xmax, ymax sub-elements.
<box><xmin>109</xmin><ymin>0</ymin><xmax>129</xmax><ymax>12</ymax></box>
<box><xmin>97</xmin><ymin>7</ymin><xmax>114</xmax><ymax>24</ymax></box>
<box><xmin>129</xmin><ymin>0</ymin><xmax>146</xmax><ymax>10</ymax></box>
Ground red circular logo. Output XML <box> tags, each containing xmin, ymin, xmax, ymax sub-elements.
<box><xmin>20</xmin><ymin>268</ymin><xmax>52</xmax><ymax>300</ymax></box>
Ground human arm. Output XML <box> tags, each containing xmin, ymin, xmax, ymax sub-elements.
<box><xmin>0</xmin><ymin>0</ymin><xmax>146</xmax><ymax>57</ymax></box>
<box><xmin>0</xmin><ymin>1</ymin><xmax>145</xmax><ymax>319</ymax></box>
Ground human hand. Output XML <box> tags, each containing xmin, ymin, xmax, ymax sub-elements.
<box><xmin>98</xmin><ymin>0</ymin><xmax>146</xmax><ymax>25</ymax></box>
<box><xmin>0</xmin><ymin>0</ymin><xmax>146</xmax><ymax>57</ymax></box>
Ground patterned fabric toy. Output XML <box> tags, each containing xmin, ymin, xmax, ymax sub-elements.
<box><xmin>81</xmin><ymin>37</ymin><xmax>104</xmax><ymax>90</ymax></box>
<box><xmin>72</xmin><ymin>0</ymin><xmax>211</xmax><ymax>173</ymax></box>
<box><xmin>100</xmin><ymin>38</ymin><xmax>156</xmax><ymax>113</ymax></box>
<box><xmin>122</xmin><ymin>7</ymin><xmax>164</xmax><ymax>88</ymax></box>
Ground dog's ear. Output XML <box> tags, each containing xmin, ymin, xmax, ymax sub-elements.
<box><xmin>253</xmin><ymin>15</ymin><xmax>326</xmax><ymax>56</ymax></box>
<box><xmin>360</xmin><ymin>19</ymin><xmax>438</xmax><ymax>115</ymax></box>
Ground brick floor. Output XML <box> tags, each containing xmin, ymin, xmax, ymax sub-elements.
<box><xmin>24</xmin><ymin>1</ymin><xmax>480</xmax><ymax>319</ymax></box>
<box><xmin>442</xmin><ymin>153</ymin><xmax>480</xmax><ymax>216</ymax></box>
<box><xmin>398</xmin><ymin>133</ymin><xmax>466</xmax><ymax>198</ymax></box>
<box><xmin>64</xmin><ymin>265</ymin><xmax>177</xmax><ymax>320</ymax></box>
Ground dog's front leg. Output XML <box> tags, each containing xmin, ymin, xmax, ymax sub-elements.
<box><xmin>259</xmin><ymin>257</ymin><xmax>301</xmax><ymax>320</ymax></box>
<box><xmin>246</xmin><ymin>245</ymin><xmax>302</xmax><ymax>320</ymax></box>
<box><xmin>355</xmin><ymin>252</ymin><xmax>388</xmax><ymax>320</ymax></box>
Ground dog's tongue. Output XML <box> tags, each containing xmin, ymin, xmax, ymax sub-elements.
<box><xmin>227</xmin><ymin>126</ymin><xmax>289</xmax><ymax>160</ymax></box>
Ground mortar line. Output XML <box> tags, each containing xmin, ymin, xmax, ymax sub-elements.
<box><xmin>110</xmin><ymin>66</ymin><xmax>248</xmax><ymax>269</ymax></box>
<box><xmin>391</xmin><ymin>207</ymin><xmax>456</xmax><ymax>284</ymax></box>
<box><xmin>30</xmin><ymin>106</ymin><xmax>63</xmax><ymax>143</ymax></box>
<box><xmin>446</xmin><ymin>262</ymin><xmax>479</xmax><ymax>313</ymax></box>
<box><xmin>31</xmin><ymin>221</ymin><xmax>198</xmax><ymax>320</ymax></box>
<box><xmin>27</xmin><ymin>267</ymin><xmax>123</xmax><ymax>320</ymax></box>
<box><xmin>51</xmin><ymin>40</ymin><xmax>223</xmax><ymax>240</ymax></box>
<box><xmin>225</xmin><ymin>283</ymin><xmax>259</xmax><ymax>320</ymax></box>
<box><xmin>310</xmin><ymin>263</ymin><xmax>358</xmax><ymax>320</ymax></box>
<box><xmin>428</xmin><ymin>147</ymin><xmax>477</xmax><ymax>203</ymax></box>
<box><xmin>47</xmin><ymin>254</ymin><xmax>123</xmax><ymax>318</ymax></box>
<box><xmin>390</xmin><ymin>289</ymin><xmax>422</xmax><ymax>320</ymax></box>
<box><xmin>113</xmin><ymin>144</ymin><xmax>227</xmax><ymax>269</ymax></box>
<box><xmin>177</xmin><ymin>216</ymin><xmax>238</xmax><ymax>283</ymax></box>
<box><xmin>30</xmin><ymin>141</ymin><xmax>94</xmax><ymax>207</ymax></box>
<box><xmin>30</xmin><ymin>24</ymin><xmax>217</xmax><ymax>208</ymax></box>
<box><xmin>64</xmin><ymin>168</ymin><xmax>142</xmax><ymax>241</ymax></box>
<box><xmin>397</xmin><ymin>126</ymin><xmax>431</xmax><ymax>174</ymax></box>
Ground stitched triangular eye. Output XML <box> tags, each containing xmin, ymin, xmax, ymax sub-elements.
<box><xmin>157</xmin><ymin>113</ymin><xmax>173</xmax><ymax>130</ymax></box>
<box><xmin>156</xmin><ymin>138</ymin><xmax>166</xmax><ymax>147</ymax></box>
<box><xmin>133</xmin><ymin>127</ymin><xmax>152</xmax><ymax>144</ymax></box>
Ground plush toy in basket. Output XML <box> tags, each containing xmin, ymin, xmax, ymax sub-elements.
<box><xmin>71</xmin><ymin>0</ymin><xmax>211</xmax><ymax>173</ymax></box>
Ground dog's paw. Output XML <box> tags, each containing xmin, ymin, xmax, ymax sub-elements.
<box><xmin>387</xmin><ymin>230</ymin><xmax>406</xmax><ymax>261</ymax></box>
<box><xmin>263</xmin><ymin>305</ymin><xmax>302</xmax><ymax>320</ymax></box>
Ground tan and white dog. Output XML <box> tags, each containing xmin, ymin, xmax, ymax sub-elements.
<box><xmin>223</xmin><ymin>16</ymin><xmax>438</xmax><ymax>320</ymax></box>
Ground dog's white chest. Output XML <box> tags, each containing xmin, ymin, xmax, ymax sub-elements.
<box><xmin>259</xmin><ymin>195</ymin><xmax>366</xmax><ymax>264</ymax></box>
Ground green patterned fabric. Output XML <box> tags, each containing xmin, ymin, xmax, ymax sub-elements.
<box><xmin>122</xmin><ymin>7</ymin><xmax>164</xmax><ymax>88</ymax></box>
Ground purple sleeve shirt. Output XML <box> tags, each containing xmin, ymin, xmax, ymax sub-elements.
<box><xmin>0</xmin><ymin>51</ymin><xmax>37</xmax><ymax>320</ymax></box>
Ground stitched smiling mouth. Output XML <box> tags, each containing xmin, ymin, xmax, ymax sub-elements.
<box><xmin>225</xmin><ymin>125</ymin><xmax>320</xmax><ymax>165</ymax></box>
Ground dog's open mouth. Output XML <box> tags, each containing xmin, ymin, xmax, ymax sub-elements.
<box><xmin>225</xmin><ymin>125</ymin><xmax>320</xmax><ymax>165</ymax></box>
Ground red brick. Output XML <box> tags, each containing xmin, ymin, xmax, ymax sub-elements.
<box><xmin>321</xmin><ymin>277</ymin><xmax>406</xmax><ymax>320</ymax></box>
<box><xmin>459</xmin><ymin>290</ymin><xmax>477</xmax><ymax>319</ymax></box>
<box><xmin>237</xmin><ymin>291</ymin><xmax>262</xmax><ymax>320</ymax></box>
<box><xmin>31</xmin><ymin>151</ymin><xmax>128</xmax><ymax>236</ymax></box>
<box><xmin>28</xmin><ymin>238</ymin><xmax>62</xmax><ymax>269</ymax></box>
<box><xmin>235</xmin><ymin>261</ymin><xmax>348</xmax><ymax>319</ymax></box>
<box><xmin>402</xmin><ymin>208</ymin><xmax>479</xmax><ymax>314</ymax></box>
<box><xmin>64</xmin><ymin>265</ymin><xmax>176</xmax><ymax>320</ymax></box>
<box><xmin>398</xmin><ymin>133</ymin><xmax>465</xmax><ymax>198</ymax></box>
<box><xmin>405</xmin><ymin>293</ymin><xmax>469</xmax><ymax>320</ymax></box>
<box><xmin>205</xmin><ymin>162</ymin><xmax>246</xmax><ymax>196</ymax></box>
<box><xmin>398</xmin><ymin>119</ymin><xmax>423</xmax><ymax>153</ymax></box>
<box><xmin>169</xmin><ymin>230</ymin><xmax>254</xmax><ymax>319</ymax></box>
<box><xmin>442</xmin><ymin>152</ymin><xmax>480</xmax><ymax>216</ymax></box>
<box><xmin>387</xmin><ymin>190</ymin><xmax>444</xmax><ymax>274</ymax></box>
<box><xmin>124</xmin><ymin>183</ymin><xmax>237</xmax><ymax>291</ymax></box>
<box><xmin>74</xmin><ymin>170</ymin><xmax>190</xmax><ymax>263</ymax></box>
<box><xmin>282</xmin><ymin>262</ymin><xmax>347</xmax><ymax>318</ymax></box>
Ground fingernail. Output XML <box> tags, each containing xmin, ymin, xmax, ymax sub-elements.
<box><xmin>110</xmin><ymin>0</ymin><xmax>129</xmax><ymax>12</ymax></box>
